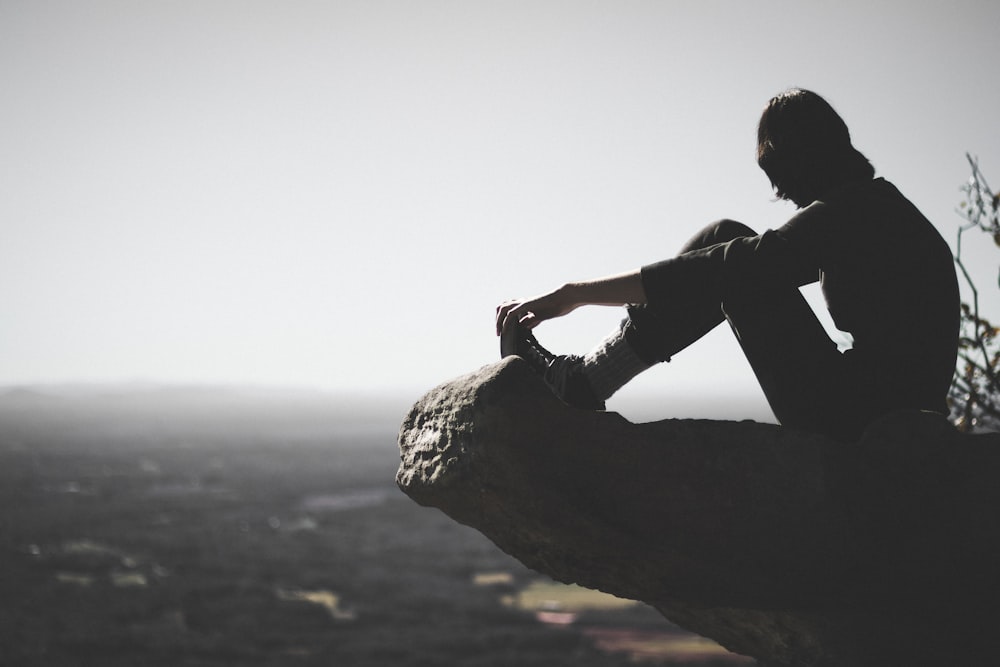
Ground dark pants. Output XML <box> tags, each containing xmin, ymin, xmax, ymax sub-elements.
<box><xmin>625</xmin><ymin>220</ymin><xmax>877</xmax><ymax>441</ymax></box>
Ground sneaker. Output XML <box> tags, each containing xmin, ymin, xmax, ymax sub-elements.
<box><xmin>500</xmin><ymin>324</ymin><xmax>605</xmax><ymax>411</ymax></box>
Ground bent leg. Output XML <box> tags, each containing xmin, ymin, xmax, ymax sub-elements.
<box><xmin>722</xmin><ymin>285</ymin><xmax>873</xmax><ymax>440</ymax></box>
<box><xmin>620</xmin><ymin>218</ymin><xmax>873</xmax><ymax>438</ymax></box>
<box><xmin>530</xmin><ymin>219</ymin><xmax>758</xmax><ymax>407</ymax></box>
<box><xmin>625</xmin><ymin>219</ymin><xmax>756</xmax><ymax>364</ymax></box>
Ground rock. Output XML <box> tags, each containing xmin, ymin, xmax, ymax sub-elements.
<box><xmin>397</xmin><ymin>357</ymin><xmax>1000</xmax><ymax>666</ymax></box>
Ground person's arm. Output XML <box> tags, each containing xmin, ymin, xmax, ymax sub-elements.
<box><xmin>495</xmin><ymin>269</ymin><xmax>646</xmax><ymax>336</ymax></box>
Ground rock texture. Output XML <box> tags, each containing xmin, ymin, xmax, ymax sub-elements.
<box><xmin>397</xmin><ymin>357</ymin><xmax>1000</xmax><ymax>667</ymax></box>
<box><xmin>397</xmin><ymin>357</ymin><xmax>1000</xmax><ymax>666</ymax></box>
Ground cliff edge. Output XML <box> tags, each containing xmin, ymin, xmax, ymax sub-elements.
<box><xmin>397</xmin><ymin>357</ymin><xmax>1000</xmax><ymax>666</ymax></box>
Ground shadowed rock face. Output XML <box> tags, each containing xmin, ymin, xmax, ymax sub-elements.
<box><xmin>397</xmin><ymin>357</ymin><xmax>1000</xmax><ymax>667</ymax></box>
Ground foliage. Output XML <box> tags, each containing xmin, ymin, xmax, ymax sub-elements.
<box><xmin>949</xmin><ymin>155</ymin><xmax>1000</xmax><ymax>432</ymax></box>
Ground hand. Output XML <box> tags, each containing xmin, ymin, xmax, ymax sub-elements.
<box><xmin>495</xmin><ymin>286</ymin><xmax>579</xmax><ymax>337</ymax></box>
<box><xmin>495</xmin><ymin>270</ymin><xmax>644</xmax><ymax>337</ymax></box>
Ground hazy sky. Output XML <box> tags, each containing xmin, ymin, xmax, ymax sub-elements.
<box><xmin>3</xmin><ymin>1</ymin><xmax>998</xmax><ymax>418</ymax></box>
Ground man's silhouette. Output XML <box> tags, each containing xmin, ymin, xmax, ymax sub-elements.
<box><xmin>497</xmin><ymin>88</ymin><xmax>959</xmax><ymax>441</ymax></box>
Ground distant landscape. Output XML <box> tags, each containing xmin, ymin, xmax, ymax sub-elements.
<box><xmin>0</xmin><ymin>386</ymin><xmax>753</xmax><ymax>666</ymax></box>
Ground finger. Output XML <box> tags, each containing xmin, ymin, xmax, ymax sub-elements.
<box><xmin>499</xmin><ymin>308</ymin><xmax>517</xmax><ymax>337</ymax></box>
<box><xmin>499</xmin><ymin>307</ymin><xmax>526</xmax><ymax>338</ymax></box>
<box><xmin>496</xmin><ymin>302</ymin><xmax>519</xmax><ymax>336</ymax></box>
<box><xmin>502</xmin><ymin>308</ymin><xmax>542</xmax><ymax>340</ymax></box>
<box><xmin>495</xmin><ymin>303</ymin><xmax>509</xmax><ymax>335</ymax></box>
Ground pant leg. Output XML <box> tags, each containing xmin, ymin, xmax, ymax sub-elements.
<box><xmin>722</xmin><ymin>279</ymin><xmax>875</xmax><ymax>440</ymax></box>
<box><xmin>625</xmin><ymin>219</ymin><xmax>755</xmax><ymax>364</ymax></box>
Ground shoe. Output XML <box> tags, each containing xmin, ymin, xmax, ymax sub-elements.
<box><xmin>500</xmin><ymin>324</ymin><xmax>605</xmax><ymax>411</ymax></box>
<box><xmin>501</xmin><ymin>323</ymin><xmax>555</xmax><ymax>374</ymax></box>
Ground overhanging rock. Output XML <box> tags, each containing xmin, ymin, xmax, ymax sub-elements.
<box><xmin>397</xmin><ymin>357</ymin><xmax>1000</xmax><ymax>666</ymax></box>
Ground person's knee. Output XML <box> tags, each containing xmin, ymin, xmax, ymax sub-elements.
<box><xmin>623</xmin><ymin>307</ymin><xmax>673</xmax><ymax>365</ymax></box>
<box><xmin>710</xmin><ymin>219</ymin><xmax>757</xmax><ymax>244</ymax></box>
<box><xmin>681</xmin><ymin>219</ymin><xmax>757</xmax><ymax>253</ymax></box>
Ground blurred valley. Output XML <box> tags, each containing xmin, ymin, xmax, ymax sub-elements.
<box><xmin>0</xmin><ymin>385</ymin><xmax>752</xmax><ymax>666</ymax></box>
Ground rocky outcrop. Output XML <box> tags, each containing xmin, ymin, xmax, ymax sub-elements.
<box><xmin>397</xmin><ymin>357</ymin><xmax>1000</xmax><ymax>666</ymax></box>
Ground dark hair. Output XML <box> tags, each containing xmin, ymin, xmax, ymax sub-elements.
<box><xmin>756</xmin><ymin>88</ymin><xmax>874</xmax><ymax>207</ymax></box>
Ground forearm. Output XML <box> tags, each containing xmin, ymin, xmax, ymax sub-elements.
<box><xmin>496</xmin><ymin>269</ymin><xmax>646</xmax><ymax>336</ymax></box>
<box><xmin>560</xmin><ymin>269</ymin><xmax>647</xmax><ymax>308</ymax></box>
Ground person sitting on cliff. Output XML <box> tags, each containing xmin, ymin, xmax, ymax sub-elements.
<box><xmin>496</xmin><ymin>88</ymin><xmax>960</xmax><ymax>442</ymax></box>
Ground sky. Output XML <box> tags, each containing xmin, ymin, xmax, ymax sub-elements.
<box><xmin>2</xmin><ymin>0</ymin><xmax>999</xmax><ymax>420</ymax></box>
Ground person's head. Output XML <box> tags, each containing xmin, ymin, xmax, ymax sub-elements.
<box><xmin>756</xmin><ymin>88</ymin><xmax>874</xmax><ymax>208</ymax></box>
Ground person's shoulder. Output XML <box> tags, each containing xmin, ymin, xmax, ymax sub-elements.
<box><xmin>799</xmin><ymin>177</ymin><xmax>889</xmax><ymax>221</ymax></box>
<box><xmin>775</xmin><ymin>200</ymin><xmax>837</xmax><ymax>247</ymax></box>
<box><xmin>825</xmin><ymin>176</ymin><xmax>886</xmax><ymax>203</ymax></box>
<box><xmin>782</xmin><ymin>197</ymin><xmax>834</xmax><ymax>228</ymax></box>
<box><xmin>778</xmin><ymin>179</ymin><xmax>876</xmax><ymax>236</ymax></box>
<box><xmin>865</xmin><ymin>176</ymin><xmax>907</xmax><ymax>202</ymax></box>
